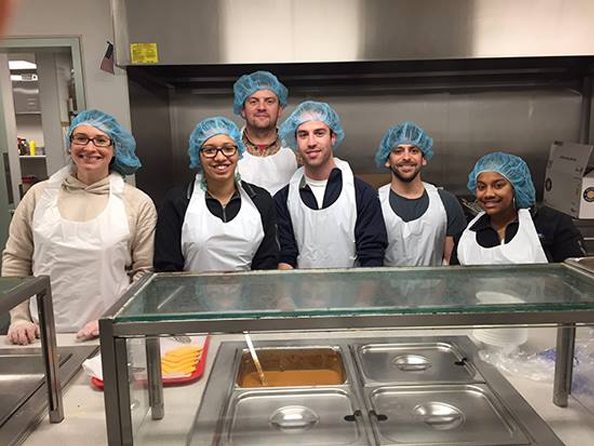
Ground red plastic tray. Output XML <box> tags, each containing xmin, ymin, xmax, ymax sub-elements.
<box><xmin>91</xmin><ymin>335</ymin><xmax>210</xmax><ymax>390</ymax></box>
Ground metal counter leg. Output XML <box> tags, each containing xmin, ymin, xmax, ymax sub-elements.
<box><xmin>553</xmin><ymin>323</ymin><xmax>576</xmax><ymax>407</ymax></box>
<box><xmin>146</xmin><ymin>336</ymin><xmax>164</xmax><ymax>420</ymax></box>
<box><xmin>100</xmin><ymin>320</ymin><xmax>134</xmax><ymax>445</ymax></box>
<box><xmin>36</xmin><ymin>281</ymin><xmax>64</xmax><ymax>423</ymax></box>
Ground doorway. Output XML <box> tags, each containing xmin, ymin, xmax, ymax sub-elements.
<box><xmin>0</xmin><ymin>38</ymin><xmax>85</xmax><ymax>332</ymax></box>
<box><xmin>0</xmin><ymin>38</ymin><xmax>85</xmax><ymax>250</ymax></box>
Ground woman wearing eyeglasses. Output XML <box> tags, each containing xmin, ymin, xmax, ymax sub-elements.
<box><xmin>1</xmin><ymin>109</ymin><xmax>157</xmax><ymax>344</ymax></box>
<box><xmin>154</xmin><ymin>116</ymin><xmax>279</xmax><ymax>273</ymax></box>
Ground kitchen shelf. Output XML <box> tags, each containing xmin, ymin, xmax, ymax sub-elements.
<box><xmin>19</xmin><ymin>155</ymin><xmax>46</xmax><ymax>159</ymax></box>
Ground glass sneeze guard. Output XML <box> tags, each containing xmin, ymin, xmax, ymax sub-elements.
<box><xmin>113</xmin><ymin>264</ymin><xmax>594</xmax><ymax>325</ymax></box>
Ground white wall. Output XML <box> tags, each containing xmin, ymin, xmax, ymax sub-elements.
<box><xmin>5</xmin><ymin>0</ymin><xmax>131</xmax><ymax>129</ymax></box>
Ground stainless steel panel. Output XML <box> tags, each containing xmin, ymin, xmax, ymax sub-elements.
<box><xmin>12</xmin><ymin>80</ymin><xmax>40</xmax><ymax>113</ymax></box>
<box><xmin>225</xmin><ymin>388</ymin><xmax>364</xmax><ymax>445</ymax></box>
<box><xmin>116</xmin><ymin>0</ymin><xmax>594</xmax><ymax>65</ymax></box>
<box><xmin>369</xmin><ymin>384</ymin><xmax>529</xmax><ymax>445</ymax></box>
<box><xmin>566</xmin><ymin>256</ymin><xmax>594</xmax><ymax>275</ymax></box>
<box><xmin>0</xmin><ymin>351</ymin><xmax>69</xmax><ymax>427</ymax></box>
<box><xmin>354</xmin><ymin>342</ymin><xmax>482</xmax><ymax>385</ymax></box>
<box><xmin>128</xmin><ymin>79</ymin><xmax>176</xmax><ymax>205</ymax></box>
<box><xmin>122</xmin><ymin>0</ymin><xmax>594</xmax><ymax>213</ymax></box>
<box><xmin>0</xmin><ymin>345</ymin><xmax>98</xmax><ymax>446</ymax></box>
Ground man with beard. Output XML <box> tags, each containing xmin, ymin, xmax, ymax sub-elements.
<box><xmin>375</xmin><ymin>121</ymin><xmax>465</xmax><ymax>266</ymax></box>
<box><xmin>234</xmin><ymin>71</ymin><xmax>297</xmax><ymax>195</ymax></box>
<box><xmin>275</xmin><ymin>101</ymin><xmax>387</xmax><ymax>269</ymax></box>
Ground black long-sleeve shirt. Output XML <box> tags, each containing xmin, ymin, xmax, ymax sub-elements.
<box><xmin>273</xmin><ymin>167</ymin><xmax>388</xmax><ymax>268</ymax></box>
<box><xmin>450</xmin><ymin>205</ymin><xmax>585</xmax><ymax>264</ymax></box>
<box><xmin>154</xmin><ymin>180</ymin><xmax>279</xmax><ymax>272</ymax></box>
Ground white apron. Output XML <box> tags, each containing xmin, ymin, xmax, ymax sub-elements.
<box><xmin>457</xmin><ymin>208</ymin><xmax>548</xmax><ymax>265</ymax></box>
<box><xmin>237</xmin><ymin>146</ymin><xmax>297</xmax><ymax>196</ymax></box>
<box><xmin>380</xmin><ymin>182</ymin><xmax>447</xmax><ymax>266</ymax></box>
<box><xmin>31</xmin><ymin>166</ymin><xmax>131</xmax><ymax>332</ymax></box>
<box><xmin>287</xmin><ymin>158</ymin><xmax>357</xmax><ymax>268</ymax></box>
<box><xmin>181</xmin><ymin>175</ymin><xmax>264</xmax><ymax>272</ymax></box>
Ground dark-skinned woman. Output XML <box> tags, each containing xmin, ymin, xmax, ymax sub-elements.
<box><xmin>451</xmin><ymin>151</ymin><xmax>585</xmax><ymax>265</ymax></box>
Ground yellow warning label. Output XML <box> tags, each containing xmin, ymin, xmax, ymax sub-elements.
<box><xmin>130</xmin><ymin>43</ymin><xmax>159</xmax><ymax>64</ymax></box>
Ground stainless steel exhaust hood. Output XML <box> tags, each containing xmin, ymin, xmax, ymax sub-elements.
<box><xmin>121</xmin><ymin>0</ymin><xmax>594</xmax><ymax>212</ymax></box>
<box><xmin>112</xmin><ymin>0</ymin><xmax>594</xmax><ymax>66</ymax></box>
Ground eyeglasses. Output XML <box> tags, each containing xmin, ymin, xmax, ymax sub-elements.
<box><xmin>70</xmin><ymin>133</ymin><xmax>113</xmax><ymax>148</ymax></box>
<box><xmin>200</xmin><ymin>144</ymin><xmax>238</xmax><ymax>158</ymax></box>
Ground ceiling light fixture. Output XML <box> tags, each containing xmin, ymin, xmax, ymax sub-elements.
<box><xmin>9</xmin><ymin>60</ymin><xmax>37</xmax><ymax>70</ymax></box>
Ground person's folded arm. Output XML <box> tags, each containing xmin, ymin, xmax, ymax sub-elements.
<box><xmin>129</xmin><ymin>192</ymin><xmax>157</xmax><ymax>280</ymax></box>
<box><xmin>2</xmin><ymin>184</ymin><xmax>38</xmax><ymax>278</ymax></box>
<box><xmin>2</xmin><ymin>185</ymin><xmax>38</xmax><ymax>337</ymax></box>
<box><xmin>153</xmin><ymin>188</ymin><xmax>187</xmax><ymax>272</ymax></box>
<box><xmin>273</xmin><ymin>186</ymin><xmax>298</xmax><ymax>268</ymax></box>
<box><xmin>251</xmin><ymin>192</ymin><xmax>280</xmax><ymax>270</ymax></box>
<box><xmin>547</xmin><ymin>210</ymin><xmax>586</xmax><ymax>262</ymax></box>
<box><xmin>354</xmin><ymin>180</ymin><xmax>388</xmax><ymax>267</ymax></box>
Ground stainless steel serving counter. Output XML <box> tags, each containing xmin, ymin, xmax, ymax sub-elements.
<box><xmin>2</xmin><ymin>329</ymin><xmax>593</xmax><ymax>446</ymax></box>
<box><xmin>0</xmin><ymin>343</ymin><xmax>97</xmax><ymax>446</ymax></box>
<box><xmin>98</xmin><ymin>262</ymin><xmax>594</xmax><ymax>445</ymax></box>
<box><xmin>0</xmin><ymin>276</ymin><xmax>62</xmax><ymax>426</ymax></box>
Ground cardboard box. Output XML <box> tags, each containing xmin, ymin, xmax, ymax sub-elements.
<box><xmin>543</xmin><ymin>141</ymin><xmax>594</xmax><ymax>219</ymax></box>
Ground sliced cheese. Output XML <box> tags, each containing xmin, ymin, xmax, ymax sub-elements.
<box><xmin>160</xmin><ymin>345</ymin><xmax>202</xmax><ymax>376</ymax></box>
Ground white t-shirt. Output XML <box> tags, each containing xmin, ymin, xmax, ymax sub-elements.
<box><xmin>304</xmin><ymin>176</ymin><xmax>328</xmax><ymax>209</ymax></box>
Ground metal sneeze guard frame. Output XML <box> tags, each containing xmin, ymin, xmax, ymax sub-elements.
<box><xmin>99</xmin><ymin>260</ymin><xmax>594</xmax><ymax>445</ymax></box>
<box><xmin>0</xmin><ymin>275</ymin><xmax>63</xmax><ymax>423</ymax></box>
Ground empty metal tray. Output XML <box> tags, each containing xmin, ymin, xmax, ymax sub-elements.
<box><xmin>368</xmin><ymin>384</ymin><xmax>529</xmax><ymax>445</ymax></box>
<box><xmin>223</xmin><ymin>388</ymin><xmax>366</xmax><ymax>445</ymax></box>
<box><xmin>354</xmin><ymin>342</ymin><xmax>482</xmax><ymax>385</ymax></box>
<box><xmin>0</xmin><ymin>345</ymin><xmax>98</xmax><ymax>446</ymax></box>
<box><xmin>0</xmin><ymin>351</ymin><xmax>69</xmax><ymax>427</ymax></box>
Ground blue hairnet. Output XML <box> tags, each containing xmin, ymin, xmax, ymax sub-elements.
<box><xmin>279</xmin><ymin>100</ymin><xmax>345</xmax><ymax>150</ymax></box>
<box><xmin>233</xmin><ymin>71</ymin><xmax>288</xmax><ymax>115</ymax></box>
<box><xmin>374</xmin><ymin>121</ymin><xmax>434</xmax><ymax>167</ymax></box>
<box><xmin>67</xmin><ymin>109</ymin><xmax>140</xmax><ymax>175</ymax></box>
<box><xmin>467</xmin><ymin>151</ymin><xmax>536</xmax><ymax>209</ymax></box>
<box><xmin>188</xmin><ymin>117</ymin><xmax>245</xmax><ymax>170</ymax></box>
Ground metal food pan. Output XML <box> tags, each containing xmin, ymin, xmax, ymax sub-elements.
<box><xmin>222</xmin><ymin>387</ymin><xmax>368</xmax><ymax>445</ymax></box>
<box><xmin>236</xmin><ymin>346</ymin><xmax>347</xmax><ymax>388</ymax></box>
<box><xmin>352</xmin><ymin>341</ymin><xmax>483</xmax><ymax>385</ymax></box>
<box><xmin>367</xmin><ymin>383</ymin><xmax>529</xmax><ymax>445</ymax></box>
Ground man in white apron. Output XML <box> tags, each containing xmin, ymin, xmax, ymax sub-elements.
<box><xmin>154</xmin><ymin>116</ymin><xmax>279</xmax><ymax>274</ymax></box>
<box><xmin>374</xmin><ymin>121</ymin><xmax>466</xmax><ymax>266</ymax></box>
<box><xmin>274</xmin><ymin>101</ymin><xmax>387</xmax><ymax>269</ymax></box>
<box><xmin>451</xmin><ymin>151</ymin><xmax>585</xmax><ymax>265</ymax></box>
<box><xmin>234</xmin><ymin>71</ymin><xmax>297</xmax><ymax>196</ymax></box>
